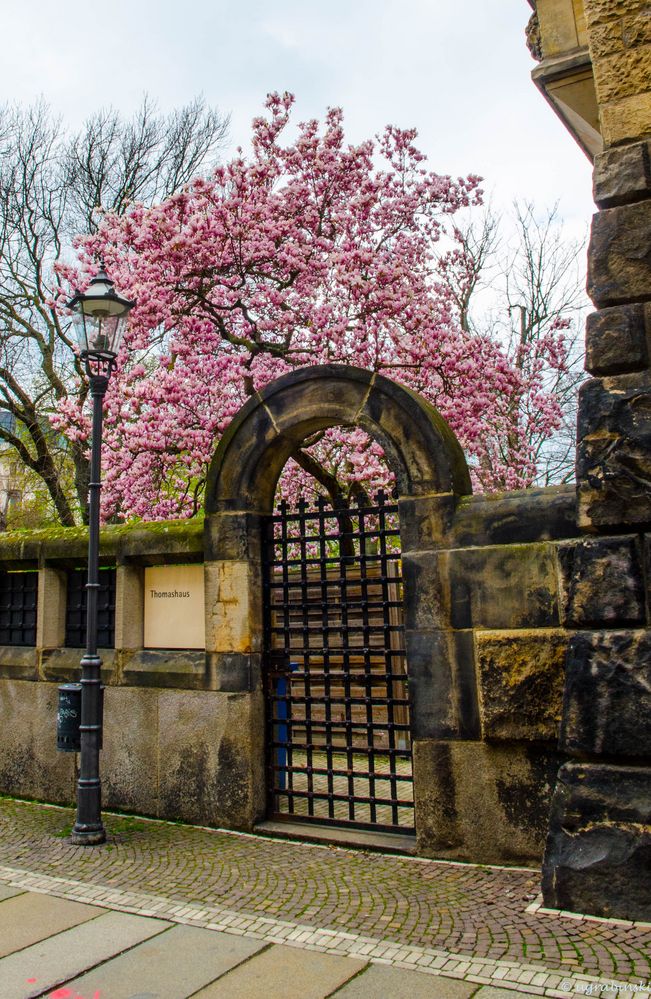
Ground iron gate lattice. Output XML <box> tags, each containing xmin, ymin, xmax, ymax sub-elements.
<box><xmin>262</xmin><ymin>491</ymin><xmax>414</xmax><ymax>832</ymax></box>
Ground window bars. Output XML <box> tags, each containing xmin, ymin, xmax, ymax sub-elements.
<box><xmin>0</xmin><ymin>571</ymin><xmax>37</xmax><ymax>646</ymax></box>
<box><xmin>65</xmin><ymin>568</ymin><xmax>117</xmax><ymax>648</ymax></box>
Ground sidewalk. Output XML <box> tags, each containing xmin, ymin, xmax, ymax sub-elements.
<box><xmin>0</xmin><ymin>797</ymin><xmax>649</xmax><ymax>999</ymax></box>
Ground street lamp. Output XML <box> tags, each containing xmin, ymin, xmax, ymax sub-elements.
<box><xmin>67</xmin><ymin>263</ymin><xmax>134</xmax><ymax>845</ymax></box>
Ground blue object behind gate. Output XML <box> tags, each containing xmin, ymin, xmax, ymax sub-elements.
<box><xmin>274</xmin><ymin>663</ymin><xmax>298</xmax><ymax>791</ymax></box>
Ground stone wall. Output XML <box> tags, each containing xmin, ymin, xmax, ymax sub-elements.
<box><xmin>0</xmin><ymin>478</ymin><xmax>575</xmax><ymax>865</ymax></box>
<box><xmin>541</xmin><ymin>140</ymin><xmax>651</xmax><ymax>915</ymax></box>
<box><xmin>0</xmin><ymin>518</ymin><xmax>264</xmax><ymax>832</ymax></box>
<box><xmin>528</xmin><ymin>0</ymin><xmax>651</xmax><ymax>920</ymax></box>
<box><xmin>0</xmin><ymin>455</ymin><xmax>646</xmax><ymax>874</ymax></box>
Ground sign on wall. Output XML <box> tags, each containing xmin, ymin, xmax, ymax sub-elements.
<box><xmin>144</xmin><ymin>564</ymin><xmax>205</xmax><ymax>649</ymax></box>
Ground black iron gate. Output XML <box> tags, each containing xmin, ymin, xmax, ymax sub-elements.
<box><xmin>262</xmin><ymin>491</ymin><xmax>414</xmax><ymax>832</ymax></box>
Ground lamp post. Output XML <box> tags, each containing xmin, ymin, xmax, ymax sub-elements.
<box><xmin>67</xmin><ymin>264</ymin><xmax>134</xmax><ymax>845</ymax></box>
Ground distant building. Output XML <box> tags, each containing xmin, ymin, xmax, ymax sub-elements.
<box><xmin>0</xmin><ymin>413</ymin><xmax>25</xmax><ymax>528</ymax></box>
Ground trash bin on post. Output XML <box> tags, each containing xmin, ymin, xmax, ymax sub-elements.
<box><xmin>57</xmin><ymin>683</ymin><xmax>82</xmax><ymax>752</ymax></box>
<box><xmin>56</xmin><ymin>682</ymin><xmax>104</xmax><ymax>752</ymax></box>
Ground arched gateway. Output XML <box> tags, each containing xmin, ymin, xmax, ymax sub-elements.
<box><xmin>203</xmin><ymin>365</ymin><xmax>475</xmax><ymax>835</ymax></box>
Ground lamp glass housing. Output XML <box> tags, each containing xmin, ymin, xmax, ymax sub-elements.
<box><xmin>72</xmin><ymin>310</ymin><xmax>129</xmax><ymax>358</ymax></box>
<box><xmin>68</xmin><ymin>267</ymin><xmax>134</xmax><ymax>360</ymax></box>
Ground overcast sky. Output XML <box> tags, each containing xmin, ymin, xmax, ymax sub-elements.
<box><xmin>6</xmin><ymin>0</ymin><xmax>594</xmax><ymax>237</ymax></box>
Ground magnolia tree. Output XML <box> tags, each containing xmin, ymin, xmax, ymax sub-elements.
<box><xmin>0</xmin><ymin>96</ymin><xmax>229</xmax><ymax>527</ymax></box>
<box><xmin>57</xmin><ymin>93</ymin><xmax>569</xmax><ymax>522</ymax></box>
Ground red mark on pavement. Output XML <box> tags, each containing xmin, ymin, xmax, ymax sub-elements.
<box><xmin>46</xmin><ymin>985</ymin><xmax>101</xmax><ymax>999</ymax></box>
<box><xmin>26</xmin><ymin>979</ymin><xmax>37</xmax><ymax>984</ymax></box>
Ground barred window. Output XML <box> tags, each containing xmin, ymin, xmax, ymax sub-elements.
<box><xmin>0</xmin><ymin>571</ymin><xmax>38</xmax><ymax>646</ymax></box>
<box><xmin>65</xmin><ymin>568</ymin><xmax>116</xmax><ymax>648</ymax></box>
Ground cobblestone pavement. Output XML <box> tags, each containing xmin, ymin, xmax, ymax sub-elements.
<box><xmin>1</xmin><ymin>797</ymin><xmax>650</xmax><ymax>997</ymax></box>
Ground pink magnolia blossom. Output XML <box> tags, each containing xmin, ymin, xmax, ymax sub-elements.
<box><xmin>55</xmin><ymin>94</ymin><xmax>567</xmax><ymax>521</ymax></box>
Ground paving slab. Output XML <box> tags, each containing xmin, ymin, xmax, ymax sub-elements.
<box><xmin>0</xmin><ymin>909</ymin><xmax>170</xmax><ymax>999</ymax></box>
<box><xmin>0</xmin><ymin>883</ymin><xmax>25</xmax><ymax>901</ymax></box>
<box><xmin>64</xmin><ymin>923</ymin><xmax>267</xmax><ymax>999</ymax></box>
<box><xmin>331</xmin><ymin>963</ymin><xmax>478</xmax><ymax>998</ymax></box>
<box><xmin>192</xmin><ymin>943</ymin><xmax>367</xmax><ymax>998</ymax></box>
<box><xmin>0</xmin><ymin>892</ymin><xmax>101</xmax><ymax>958</ymax></box>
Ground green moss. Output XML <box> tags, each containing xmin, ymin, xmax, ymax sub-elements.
<box><xmin>0</xmin><ymin>515</ymin><xmax>205</xmax><ymax>561</ymax></box>
<box><xmin>1</xmin><ymin>514</ymin><xmax>204</xmax><ymax>543</ymax></box>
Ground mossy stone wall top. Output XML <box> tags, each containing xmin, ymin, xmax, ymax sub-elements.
<box><xmin>0</xmin><ymin>517</ymin><xmax>204</xmax><ymax>569</ymax></box>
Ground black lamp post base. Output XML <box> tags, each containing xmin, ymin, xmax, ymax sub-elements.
<box><xmin>70</xmin><ymin>825</ymin><xmax>106</xmax><ymax>846</ymax></box>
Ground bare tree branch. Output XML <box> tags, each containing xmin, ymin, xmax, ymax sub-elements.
<box><xmin>0</xmin><ymin>96</ymin><xmax>228</xmax><ymax>526</ymax></box>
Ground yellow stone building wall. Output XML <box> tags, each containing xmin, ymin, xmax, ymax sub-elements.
<box><xmin>537</xmin><ymin>0</ymin><xmax>588</xmax><ymax>56</ymax></box>
<box><xmin>531</xmin><ymin>0</ymin><xmax>651</xmax><ymax>923</ymax></box>
<box><xmin>531</xmin><ymin>0</ymin><xmax>651</xmax><ymax>157</ymax></box>
<box><xmin>583</xmin><ymin>0</ymin><xmax>651</xmax><ymax>147</ymax></box>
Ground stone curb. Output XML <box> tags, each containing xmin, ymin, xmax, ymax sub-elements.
<box><xmin>526</xmin><ymin>895</ymin><xmax>651</xmax><ymax>930</ymax></box>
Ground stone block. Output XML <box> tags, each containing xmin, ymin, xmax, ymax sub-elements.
<box><xmin>205</xmin><ymin>651</ymin><xmax>262</xmax><ymax>693</ymax></box>
<box><xmin>560</xmin><ymin>630</ymin><xmax>651</xmax><ymax>758</ymax></box>
<box><xmin>587</xmin><ymin>19</ymin><xmax>626</xmax><ymax>61</ymax></box>
<box><xmin>595</xmin><ymin>46</ymin><xmax>651</xmax><ymax>104</ymax></box>
<box><xmin>577</xmin><ymin>374</ymin><xmax>651</xmax><ymax>529</ymax></box>
<box><xmin>622</xmin><ymin>11</ymin><xmax>651</xmax><ymax>49</ymax></box>
<box><xmin>475</xmin><ymin>630</ymin><xmax>567</xmax><ymax>741</ymax></box>
<box><xmin>36</xmin><ymin>566</ymin><xmax>66</xmax><ymax>649</ymax></box>
<box><xmin>587</xmin><ymin>202</ymin><xmax>651</xmax><ymax>308</ymax></box>
<box><xmin>557</xmin><ymin>536</ymin><xmax>644</xmax><ymax>626</ymax></box>
<box><xmin>600</xmin><ymin>91</ymin><xmax>651</xmax><ymax>148</ymax></box>
<box><xmin>41</xmin><ymin>647</ymin><xmax>116</xmax><ymax>685</ymax></box>
<box><xmin>447</xmin><ymin>544</ymin><xmax>559</xmax><ymax>630</ymax></box>
<box><xmin>405</xmin><ymin>628</ymin><xmax>479</xmax><ymax>740</ymax></box>
<box><xmin>397</xmin><ymin>493</ymin><xmax>457</xmax><ymax>551</ymax></box>
<box><xmin>267</xmin><ymin>370</ymin><xmax>371</xmax><ymax>445</ymax></box>
<box><xmin>158</xmin><ymin>688</ymin><xmax>265</xmax><ymax>829</ymax></box>
<box><xmin>117</xmin><ymin>519</ymin><xmax>203</xmax><ymax>562</ymax></box>
<box><xmin>114</xmin><ymin>563</ymin><xmax>144</xmax><ymax>650</ymax></box>
<box><xmin>542</xmin><ymin>762</ymin><xmax>651</xmax><ymax>920</ymax></box>
<box><xmin>102</xmin><ymin>687</ymin><xmax>159</xmax><ymax>815</ymax></box>
<box><xmin>206</xmin><ymin>397</ymin><xmax>281</xmax><ymax>514</ymax></box>
<box><xmin>120</xmin><ymin>649</ymin><xmax>206</xmax><ymax>689</ymax></box>
<box><xmin>414</xmin><ymin>739</ymin><xmax>565</xmax><ymax>864</ymax></box>
<box><xmin>450</xmin><ymin>485</ymin><xmax>578</xmax><ymax>548</ymax></box>
<box><xmin>585</xmin><ymin>304</ymin><xmax>650</xmax><ymax>374</ymax></box>
<box><xmin>0</xmin><ymin>645</ymin><xmax>38</xmax><ymax>680</ymax></box>
<box><xmin>593</xmin><ymin>142</ymin><xmax>651</xmax><ymax>209</ymax></box>
<box><xmin>536</xmin><ymin>0</ymin><xmax>582</xmax><ymax>57</ymax></box>
<box><xmin>204</xmin><ymin>560</ymin><xmax>258</xmax><ymax>654</ymax></box>
<box><xmin>405</xmin><ymin>543</ymin><xmax>559</xmax><ymax>632</ymax></box>
<box><xmin>401</xmin><ymin>552</ymin><xmax>447</xmax><ymax>630</ymax></box>
<box><xmin>0</xmin><ymin>679</ymin><xmax>75</xmax><ymax>803</ymax></box>
<box><xmin>588</xmin><ymin>0</ymin><xmax>639</xmax><ymax>19</ymax></box>
<box><xmin>204</xmin><ymin>512</ymin><xmax>263</xmax><ymax>562</ymax></box>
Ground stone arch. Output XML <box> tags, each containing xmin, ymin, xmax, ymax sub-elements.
<box><xmin>205</xmin><ymin>364</ymin><xmax>471</xmax><ymax>515</ymax></box>
<box><xmin>202</xmin><ymin>365</ymin><xmax>478</xmax><ymax>833</ymax></box>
